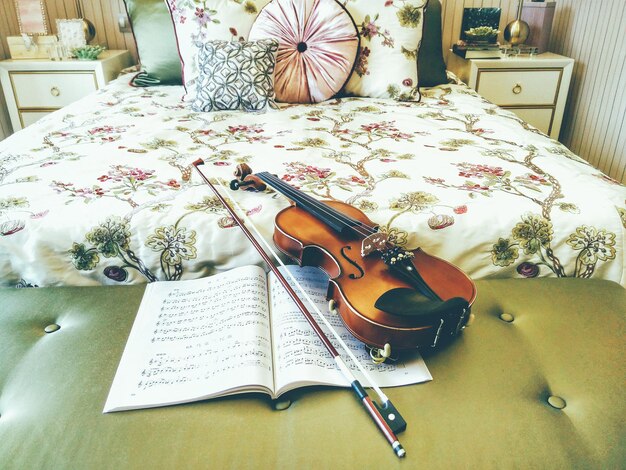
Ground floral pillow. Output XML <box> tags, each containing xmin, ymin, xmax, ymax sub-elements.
<box><xmin>341</xmin><ymin>0</ymin><xmax>427</xmax><ymax>101</ymax></box>
<box><xmin>165</xmin><ymin>0</ymin><xmax>271</xmax><ymax>101</ymax></box>
<box><xmin>249</xmin><ymin>0</ymin><xmax>359</xmax><ymax>104</ymax></box>
<box><xmin>192</xmin><ymin>39</ymin><xmax>279</xmax><ymax>112</ymax></box>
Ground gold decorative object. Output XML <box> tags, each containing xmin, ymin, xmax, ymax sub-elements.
<box><xmin>504</xmin><ymin>0</ymin><xmax>530</xmax><ymax>46</ymax></box>
<box><xmin>75</xmin><ymin>0</ymin><xmax>96</xmax><ymax>43</ymax></box>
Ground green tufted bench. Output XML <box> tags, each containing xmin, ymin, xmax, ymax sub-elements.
<box><xmin>0</xmin><ymin>278</ymin><xmax>624</xmax><ymax>469</ymax></box>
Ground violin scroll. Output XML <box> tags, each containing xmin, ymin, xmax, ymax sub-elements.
<box><xmin>234</xmin><ymin>163</ymin><xmax>253</xmax><ymax>180</ymax></box>
<box><xmin>230</xmin><ymin>164</ymin><xmax>267</xmax><ymax>191</ymax></box>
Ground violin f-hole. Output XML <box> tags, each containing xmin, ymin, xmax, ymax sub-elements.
<box><xmin>340</xmin><ymin>246</ymin><xmax>364</xmax><ymax>279</ymax></box>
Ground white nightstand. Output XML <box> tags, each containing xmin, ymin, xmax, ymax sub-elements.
<box><xmin>0</xmin><ymin>50</ymin><xmax>133</xmax><ymax>132</ymax></box>
<box><xmin>447</xmin><ymin>52</ymin><xmax>574</xmax><ymax>140</ymax></box>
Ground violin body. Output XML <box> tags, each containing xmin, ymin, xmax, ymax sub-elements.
<box><xmin>228</xmin><ymin>165</ymin><xmax>477</xmax><ymax>352</ymax></box>
<box><xmin>273</xmin><ymin>200</ymin><xmax>477</xmax><ymax>350</ymax></box>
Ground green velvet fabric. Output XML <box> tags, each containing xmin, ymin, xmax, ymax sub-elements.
<box><xmin>1</xmin><ymin>279</ymin><xmax>624</xmax><ymax>468</ymax></box>
<box><xmin>418</xmin><ymin>0</ymin><xmax>448</xmax><ymax>87</ymax></box>
<box><xmin>124</xmin><ymin>0</ymin><xmax>182</xmax><ymax>85</ymax></box>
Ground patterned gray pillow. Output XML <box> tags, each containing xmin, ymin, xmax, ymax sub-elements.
<box><xmin>192</xmin><ymin>39</ymin><xmax>279</xmax><ymax>113</ymax></box>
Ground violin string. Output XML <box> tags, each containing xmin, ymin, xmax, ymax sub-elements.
<box><xmin>258</xmin><ymin>173</ymin><xmax>383</xmax><ymax>240</ymax></box>
<box><xmin>259</xmin><ymin>172</ymin><xmax>380</xmax><ymax>238</ymax></box>
<box><xmin>259</xmin><ymin>173</ymin><xmax>442</xmax><ymax>300</ymax></box>
<box><xmin>217</xmin><ymin>174</ymin><xmax>390</xmax><ymax>404</ymax></box>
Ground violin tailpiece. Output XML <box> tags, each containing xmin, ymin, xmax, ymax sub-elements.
<box><xmin>380</xmin><ymin>248</ymin><xmax>440</xmax><ymax>301</ymax></box>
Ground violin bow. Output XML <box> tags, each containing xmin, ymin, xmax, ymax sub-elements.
<box><xmin>192</xmin><ymin>159</ymin><xmax>407</xmax><ymax>458</ymax></box>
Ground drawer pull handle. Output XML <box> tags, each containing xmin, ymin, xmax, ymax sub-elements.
<box><xmin>50</xmin><ymin>86</ymin><xmax>61</xmax><ymax>97</ymax></box>
<box><xmin>512</xmin><ymin>83</ymin><xmax>522</xmax><ymax>95</ymax></box>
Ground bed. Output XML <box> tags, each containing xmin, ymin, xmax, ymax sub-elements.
<box><xmin>0</xmin><ymin>0</ymin><xmax>624</xmax><ymax>288</ymax></box>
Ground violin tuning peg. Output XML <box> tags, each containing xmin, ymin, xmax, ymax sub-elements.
<box><xmin>241</xmin><ymin>175</ymin><xmax>266</xmax><ymax>192</ymax></box>
<box><xmin>230</xmin><ymin>178</ymin><xmax>262</xmax><ymax>191</ymax></box>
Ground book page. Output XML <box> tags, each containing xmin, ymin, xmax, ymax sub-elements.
<box><xmin>268</xmin><ymin>266</ymin><xmax>432</xmax><ymax>396</ymax></box>
<box><xmin>104</xmin><ymin>265</ymin><xmax>274</xmax><ymax>412</ymax></box>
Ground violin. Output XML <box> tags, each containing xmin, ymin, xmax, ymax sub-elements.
<box><xmin>230</xmin><ymin>164</ymin><xmax>477</xmax><ymax>355</ymax></box>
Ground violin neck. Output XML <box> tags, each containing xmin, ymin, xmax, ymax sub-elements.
<box><xmin>256</xmin><ymin>172</ymin><xmax>373</xmax><ymax>236</ymax></box>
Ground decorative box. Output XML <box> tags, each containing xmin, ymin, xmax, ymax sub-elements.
<box><xmin>8</xmin><ymin>35</ymin><xmax>57</xmax><ymax>59</ymax></box>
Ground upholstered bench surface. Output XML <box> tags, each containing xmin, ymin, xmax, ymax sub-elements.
<box><xmin>0</xmin><ymin>279</ymin><xmax>624</xmax><ymax>469</ymax></box>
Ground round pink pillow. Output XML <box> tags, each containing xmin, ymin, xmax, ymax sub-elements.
<box><xmin>249</xmin><ymin>0</ymin><xmax>359</xmax><ymax>104</ymax></box>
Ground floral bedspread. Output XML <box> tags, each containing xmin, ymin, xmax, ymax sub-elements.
<box><xmin>1</xmin><ymin>77</ymin><xmax>625</xmax><ymax>287</ymax></box>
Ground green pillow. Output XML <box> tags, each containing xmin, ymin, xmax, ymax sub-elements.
<box><xmin>124</xmin><ymin>0</ymin><xmax>182</xmax><ymax>86</ymax></box>
<box><xmin>418</xmin><ymin>0</ymin><xmax>448</xmax><ymax>87</ymax></box>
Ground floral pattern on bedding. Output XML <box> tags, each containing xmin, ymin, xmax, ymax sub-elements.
<box><xmin>0</xmin><ymin>77</ymin><xmax>624</xmax><ymax>287</ymax></box>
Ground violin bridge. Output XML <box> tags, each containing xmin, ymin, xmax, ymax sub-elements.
<box><xmin>361</xmin><ymin>232</ymin><xmax>389</xmax><ymax>257</ymax></box>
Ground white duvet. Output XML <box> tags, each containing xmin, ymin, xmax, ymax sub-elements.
<box><xmin>0</xmin><ymin>76</ymin><xmax>624</xmax><ymax>287</ymax></box>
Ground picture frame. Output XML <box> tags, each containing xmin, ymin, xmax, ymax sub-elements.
<box><xmin>14</xmin><ymin>0</ymin><xmax>49</xmax><ymax>35</ymax></box>
<box><xmin>460</xmin><ymin>7</ymin><xmax>502</xmax><ymax>41</ymax></box>
<box><xmin>56</xmin><ymin>18</ymin><xmax>87</xmax><ymax>50</ymax></box>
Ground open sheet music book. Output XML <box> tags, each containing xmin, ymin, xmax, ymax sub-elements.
<box><xmin>104</xmin><ymin>265</ymin><xmax>431</xmax><ymax>413</ymax></box>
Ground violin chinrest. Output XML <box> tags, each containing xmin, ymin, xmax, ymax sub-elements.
<box><xmin>375</xmin><ymin>288</ymin><xmax>469</xmax><ymax>323</ymax></box>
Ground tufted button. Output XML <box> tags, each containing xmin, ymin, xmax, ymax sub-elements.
<box><xmin>499</xmin><ymin>313</ymin><xmax>514</xmax><ymax>323</ymax></box>
<box><xmin>273</xmin><ymin>398</ymin><xmax>291</xmax><ymax>411</ymax></box>
<box><xmin>44</xmin><ymin>324</ymin><xmax>61</xmax><ymax>333</ymax></box>
<box><xmin>547</xmin><ymin>395</ymin><xmax>567</xmax><ymax>409</ymax></box>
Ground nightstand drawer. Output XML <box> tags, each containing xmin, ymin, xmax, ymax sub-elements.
<box><xmin>476</xmin><ymin>69</ymin><xmax>561</xmax><ymax>106</ymax></box>
<box><xmin>20</xmin><ymin>111</ymin><xmax>52</xmax><ymax>128</ymax></box>
<box><xmin>10</xmin><ymin>71</ymin><xmax>97</xmax><ymax>109</ymax></box>
<box><xmin>507</xmin><ymin>107</ymin><xmax>554</xmax><ymax>135</ymax></box>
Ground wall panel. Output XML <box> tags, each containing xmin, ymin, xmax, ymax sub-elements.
<box><xmin>547</xmin><ymin>0</ymin><xmax>626</xmax><ymax>182</ymax></box>
<box><xmin>0</xmin><ymin>0</ymin><xmax>624</xmax><ymax>182</ymax></box>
